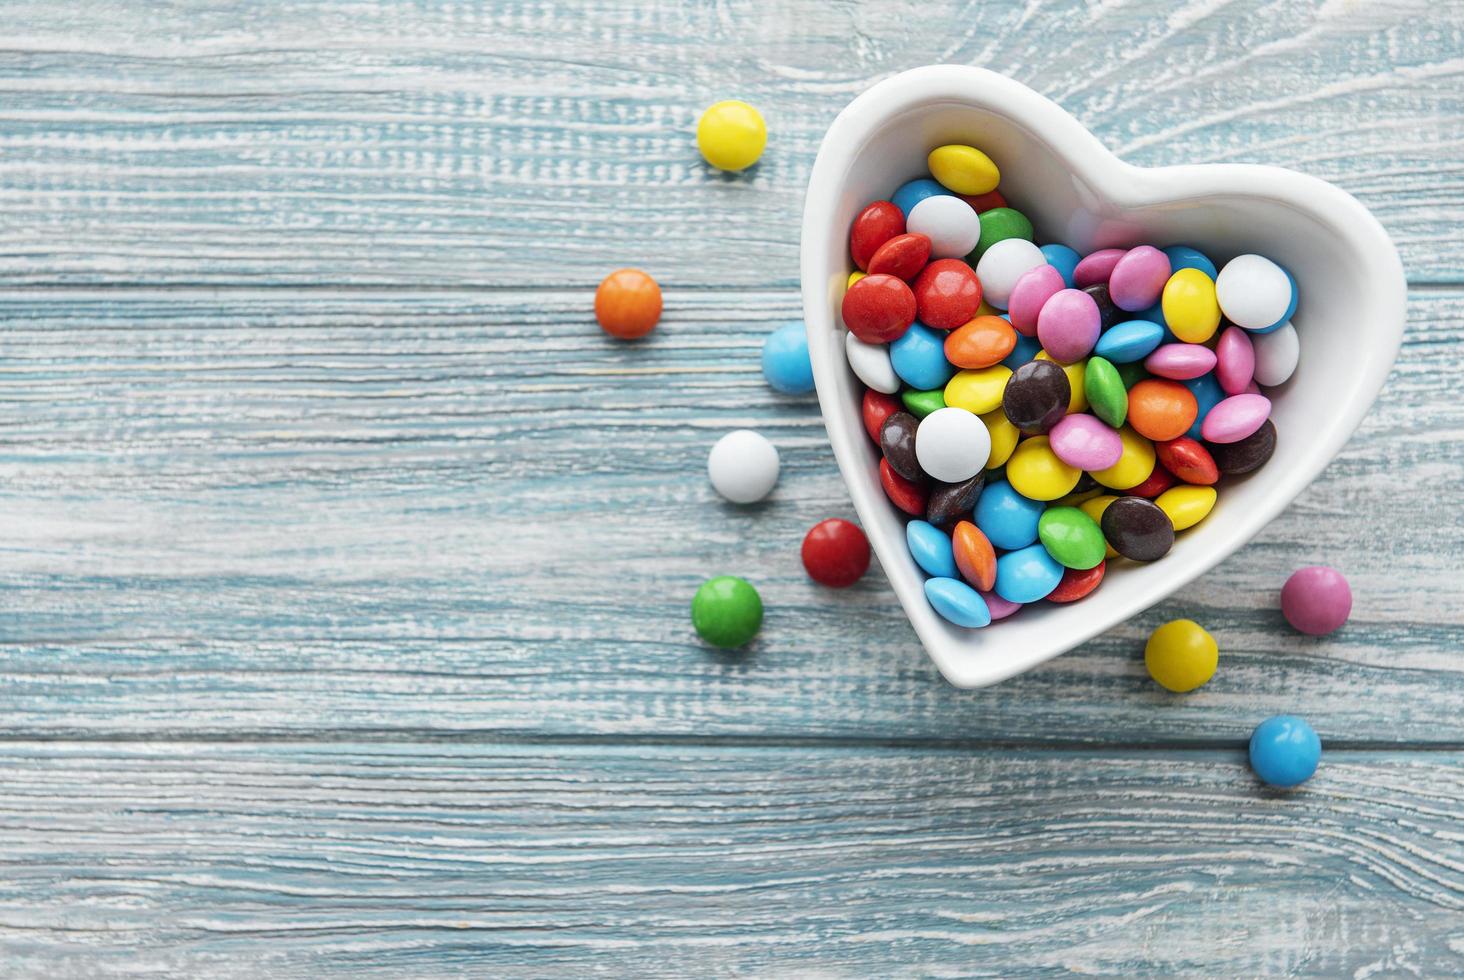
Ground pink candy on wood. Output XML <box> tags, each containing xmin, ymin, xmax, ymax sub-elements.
<box><xmin>1281</xmin><ymin>565</ymin><xmax>1352</xmax><ymax>635</ymax></box>
<box><xmin>1109</xmin><ymin>245</ymin><xmax>1172</xmax><ymax>312</ymax></box>
<box><xmin>1006</xmin><ymin>264</ymin><xmax>1065</xmax><ymax>337</ymax></box>
<box><xmin>1200</xmin><ymin>393</ymin><xmax>1271</xmax><ymax>443</ymax></box>
<box><xmin>1215</xmin><ymin>326</ymin><xmax>1256</xmax><ymax>395</ymax></box>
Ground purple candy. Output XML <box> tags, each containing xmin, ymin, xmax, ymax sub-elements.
<box><xmin>1144</xmin><ymin>343</ymin><xmax>1217</xmax><ymax>380</ymax></box>
<box><xmin>1281</xmin><ymin>565</ymin><xmax>1351</xmax><ymax>635</ymax></box>
<box><xmin>1073</xmin><ymin>248</ymin><xmax>1125</xmax><ymax>289</ymax></box>
<box><xmin>1109</xmin><ymin>245</ymin><xmax>1172</xmax><ymax>312</ymax></box>
<box><xmin>1201</xmin><ymin>393</ymin><xmax>1271</xmax><ymax>443</ymax></box>
<box><xmin>1049</xmin><ymin>414</ymin><xmax>1123</xmax><ymax>470</ymax></box>
<box><xmin>1036</xmin><ymin>288</ymin><xmax>1101</xmax><ymax>364</ymax></box>
<box><xmin>979</xmin><ymin>590</ymin><xmax>1023</xmax><ymax>621</ymax></box>
<box><xmin>1216</xmin><ymin>326</ymin><xmax>1256</xmax><ymax>395</ymax></box>
<box><xmin>1007</xmin><ymin>264</ymin><xmax>1065</xmax><ymax>338</ymax></box>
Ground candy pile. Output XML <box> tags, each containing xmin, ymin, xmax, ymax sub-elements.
<box><xmin>843</xmin><ymin>143</ymin><xmax>1299</xmax><ymax>629</ymax></box>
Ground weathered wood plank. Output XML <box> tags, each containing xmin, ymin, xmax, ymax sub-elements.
<box><xmin>0</xmin><ymin>288</ymin><xmax>1458</xmax><ymax>741</ymax></box>
<box><xmin>0</xmin><ymin>0</ymin><xmax>1458</xmax><ymax>285</ymax></box>
<box><xmin>0</xmin><ymin>742</ymin><xmax>1459</xmax><ymax>977</ymax></box>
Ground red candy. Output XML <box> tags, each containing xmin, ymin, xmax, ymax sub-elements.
<box><xmin>1124</xmin><ymin>465</ymin><xmax>1176</xmax><ymax>499</ymax></box>
<box><xmin>850</xmin><ymin>201</ymin><xmax>905</xmax><ymax>272</ymax></box>
<box><xmin>862</xmin><ymin>389</ymin><xmax>902</xmax><ymax>443</ymax></box>
<box><xmin>801</xmin><ymin>518</ymin><xmax>871</xmax><ymax>588</ymax></box>
<box><xmin>842</xmin><ymin>273</ymin><xmax>917</xmax><ymax>343</ymax></box>
<box><xmin>1156</xmin><ymin>437</ymin><xmax>1220</xmax><ymax>486</ymax></box>
<box><xmin>913</xmin><ymin>258</ymin><xmax>983</xmax><ymax>330</ymax></box>
<box><xmin>1046</xmin><ymin>562</ymin><xmax>1105</xmax><ymax>603</ymax></box>
<box><xmin>867</xmin><ymin>233</ymin><xmax>931</xmax><ymax>281</ymax></box>
<box><xmin>880</xmin><ymin>458</ymin><xmax>928</xmax><ymax>516</ymax></box>
<box><xmin>959</xmin><ymin>190</ymin><xmax>1006</xmax><ymax>213</ymax></box>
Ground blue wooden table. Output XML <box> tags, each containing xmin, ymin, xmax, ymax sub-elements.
<box><xmin>1</xmin><ymin>1</ymin><xmax>1461</xmax><ymax>975</ymax></box>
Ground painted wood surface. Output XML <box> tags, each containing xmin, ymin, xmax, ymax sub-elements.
<box><xmin>0</xmin><ymin>0</ymin><xmax>1458</xmax><ymax>286</ymax></box>
<box><xmin>0</xmin><ymin>289</ymin><xmax>1459</xmax><ymax>743</ymax></box>
<box><xmin>0</xmin><ymin>743</ymin><xmax>1461</xmax><ymax>977</ymax></box>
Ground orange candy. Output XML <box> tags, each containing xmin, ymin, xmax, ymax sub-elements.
<box><xmin>952</xmin><ymin>520</ymin><xmax>997</xmax><ymax>592</ymax></box>
<box><xmin>1126</xmin><ymin>379</ymin><xmax>1199</xmax><ymax>442</ymax></box>
<box><xmin>944</xmin><ymin>315</ymin><xmax>1017</xmax><ymax>369</ymax></box>
<box><xmin>595</xmin><ymin>268</ymin><xmax>662</xmax><ymax>339</ymax></box>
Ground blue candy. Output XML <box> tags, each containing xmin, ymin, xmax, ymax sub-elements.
<box><xmin>1162</xmin><ymin>244</ymin><xmax>1218</xmax><ymax>280</ymax></box>
<box><xmin>891</xmin><ymin>178</ymin><xmax>954</xmax><ymax>218</ymax></box>
<box><xmin>1181</xmin><ymin>372</ymin><xmax>1225</xmax><ymax>440</ymax></box>
<box><xmin>1001</xmin><ymin>332</ymin><xmax>1043</xmax><ymax>370</ymax></box>
<box><xmin>1249</xmin><ymin>268</ymin><xmax>1297</xmax><ymax>335</ymax></box>
<box><xmin>974</xmin><ymin>479</ymin><xmax>1044</xmax><ymax>551</ymax></box>
<box><xmin>1040</xmin><ymin>244</ymin><xmax>1081</xmax><ymax>288</ymax></box>
<box><xmin>994</xmin><ymin>544</ymin><xmax>1064</xmax><ymax>604</ymax></box>
<box><xmin>1094</xmin><ymin>320</ymin><xmax>1165</xmax><ymax>363</ymax></box>
<box><xmin>890</xmin><ymin>322</ymin><xmax>956</xmax><ymax>390</ymax></box>
<box><xmin>906</xmin><ymin>521</ymin><xmax>958</xmax><ymax>578</ymax></box>
<box><xmin>924</xmin><ymin>577</ymin><xmax>992</xmax><ymax>628</ymax></box>
<box><xmin>760</xmin><ymin>321</ymin><xmax>815</xmax><ymax>394</ymax></box>
<box><xmin>1249</xmin><ymin>715</ymin><xmax>1321</xmax><ymax>788</ymax></box>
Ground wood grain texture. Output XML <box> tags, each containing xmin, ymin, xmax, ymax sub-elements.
<box><xmin>0</xmin><ymin>0</ymin><xmax>1458</xmax><ymax>285</ymax></box>
<box><xmin>0</xmin><ymin>742</ymin><xmax>1460</xmax><ymax>978</ymax></box>
<box><xmin>1</xmin><ymin>288</ymin><xmax>1459</xmax><ymax>742</ymax></box>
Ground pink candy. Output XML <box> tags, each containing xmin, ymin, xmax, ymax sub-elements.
<box><xmin>1145</xmin><ymin>343</ymin><xmax>1216</xmax><ymax>380</ymax></box>
<box><xmin>1201</xmin><ymin>393</ymin><xmax>1271</xmax><ymax>443</ymax></box>
<box><xmin>1215</xmin><ymin>326</ymin><xmax>1256</xmax><ymax>395</ymax></box>
<box><xmin>1073</xmin><ymin>248</ymin><xmax>1125</xmax><ymax>288</ymax></box>
<box><xmin>1281</xmin><ymin>565</ymin><xmax>1352</xmax><ymax>635</ymax></box>
<box><xmin>980</xmin><ymin>590</ymin><xmax>1023</xmax><ymax>621</ymax></box>
<box><xmin>1007</xmin><ymin>264</ymin><xmax>1065</xmax><ymax>337</ymax></box>
<box><xmin>1049</xmin><ymin>414</ymin><xmax>1123</xmax><ymax>470</ymax></box>
<box><xmin>1108</xmin><ymin>245</ymin><xmax>1171</xmax><ymax>312</ymax></box>
<box><xmin>1036</xmin><ymin>288</ymin><xmax>1101</xmax><ymax>363</ymax></box>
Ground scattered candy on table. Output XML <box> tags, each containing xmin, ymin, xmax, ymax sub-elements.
<box><xmin>696</xmin><ymin>100</ymin><xmax>766</xmax><ymax>172</ymax></box>
<box><xmin>837</xmin><ymin>139</ymin><xmax>1300</xmax><ymax>628</ymax></box>
<box><xmin>707</xmin><ymin>430</ymin><xmax>780</xmax><ymax>504</ymax></box>
<box><xmin>595</xmin><ymin>268</ymin><xmax>662</xmax><ymax>340</ymax></box>
<box><xmin>691</xmin><ymin>575</ymin><xmax>764</xmax><ymax>649</ymax></box>
<box><xmin>761</xmin><ymin>321</ymin><xmax>815</xmax><ymax>393</ymax></box>
<box><xmin>801</xmin><ymin>518</ymin><xmax>871</xmax><ymax>588</ymax></box>
<box><xmin>1281</xmin><ymin>565</ymin><xmax>1352</xmax><ymax>635</ymax></box>
<box><xmin>1249</xmin><ymin>715</ymin><xmax>1322</xmax><ymax>788</ymax></box>
<box><xmin>1144</xmin><ymin>619</ymin><xmax>1219</xmax><ymax>692</ymax></box>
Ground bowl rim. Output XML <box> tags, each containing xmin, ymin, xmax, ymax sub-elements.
<box><xmin>799</xmin><ymin>65</ymin><xmax>1406</xmax><ymax>688</ymax></box>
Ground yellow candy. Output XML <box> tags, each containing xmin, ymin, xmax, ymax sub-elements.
<box><xmin>1155</xmin><ymin>484</ymin><xmax>1218</xmax><ymax>531</ymax></box>
<box><xmin>1161</xmin><ymin>268</ymin><xmax>1221</xmax><ymax>344</ymax></box>
<box><xmin>696</xmin><ymin>100</ymin><xmax>767</xmax><ymax>172</ymax></box>
<box><xmin>1005</xmin><ymin>436</ymin><xmax>1081</xmax><ymax>501</ymax></box>
<box><xmin>1036</xmin><ymin>351</ymin><xmax>1088</xmax><ymax>413</ymax></box>
<box><xmin>1079</xmin><ymin>495</ymin><xmax>1120</xmax><ymax>558</ymax></box>
<box><xmin>1090</xmin><ymin>425</ymin><xmax>1156</xmax><ymax>490</ymax></box>
<box><xmin>981</xmin><ymin>408</ymin><xmax>1021</xmax><ymax>470</ymax></box>
<box><xmin>1144</xmin><ymin>619</ymin><xmax>1219</xmax><ymax>692</ymax></box>
<box><xmin>975</xmin><ymin>298</ymin><xmax>999</xmax><ymax>318</ymax></box>
<box><xmin>945</xmin><ymin>365</ymin><xmax>1011</xmax><ymax>415</ymax></box>
<box><xmin>848</xmin><ymin>270</ymin><xmax>866</xmax><ymax>288</ymax></box>
<box><xmin>927</xmin><ymin>144</ymin><xmax>1001</xmax><ymax>196</ymax></box>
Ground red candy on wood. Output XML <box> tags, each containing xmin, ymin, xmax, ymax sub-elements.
<box><xmin>862</xmin><ymin>389</ymin><xmax>903</xmax><ymax>443</ymax></box>
<box><xmin>1156</xmin><ymin>437</ymin><xmax>1220</xmax><ymax>486</ymax></box>
<box><xmin>801</xmin><ymin>518</ymin><xmax>871</xmax><ymax>588</ymax></box>
<box><xmin>850</xmin><ymin>201</ymin><xmax>906</xmax><ymax>272</ymax></box>
<box><xmin>842</xmin><ymin>273</ymin><xmax>917</xmax><ymax>343</ymax></box>
<box><xmin>880</xmin><ymin>458</ymin><xmax>928</xmax><ymax>516</ymax></box>
<box><xmin>1124</xmin><ymin>464</ymin><xmax>1176</xmax><ymax>499</ymax></box>
<box><xmin>867</xmin><ymin>233</ymin><xmax>932</xmax><ymax>281</ymax></box>
<box><xmin>1046</xmin><ymin>562</ymin><xmax>1105</xmax><ymax>603</ymax></box>
<box><xmin>913</xmin><ymin>258</ymin><xmax>984</xmax><ymax>330</ymax></box>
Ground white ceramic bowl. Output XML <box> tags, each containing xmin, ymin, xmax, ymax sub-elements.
<box><xmin>800</xmin><ymin>66</ymin><xmax>1405</xmax><ymax>688</ymax></box>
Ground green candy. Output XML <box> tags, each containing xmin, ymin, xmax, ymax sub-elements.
<box><xmin>692</xmin><ymin>576</ymin><xmax>763</xmax><ymax>649</ymax></box>
<box><xmin>1084</xmin><ymin>356</ymin><xmax>1128</xmax><ymax>428</ymax></box>
<box><xmin>1037</xmin><ymin>507</ymin><xmax>1107</xmax><ymax>571</ymax></box>
<box><xmin>969</xmin><ymin>207</ymin><xmax>1034</xmax><ymax>261</ymax></box>
<box><xmin>901</xmin><ymin>387</ymin><xmax>946</xmax><ymax>418</ymax></box>
<box><xmin>1115</xmin><ymin>360</ymin><xmax>1151</xmax><ymax>390</ymax></box>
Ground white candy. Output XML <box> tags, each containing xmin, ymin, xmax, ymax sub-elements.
<box><xmin>906</xmin><ymin>195</ymin><xmax>980</xmax><ymax>259</ymax></box>
<box><xmin>1215</xmin><ymin>254</ymin><xmax>1293</xmax><ymax>330</ymax></box>
<box><xmin>1252</xmin><ymin>321</ymin><xmax>1300</xmax><ymax>387</ymax></box>
<box><xmin>708</xmin><ymin>430</ymin><xmax>780</xmax><ymax>504</ymax></box>
<box><xmin>974</xmin><ymin>238</ymin><xmax>1045</xmax><ymax>310</ymax></box>
<box><xmin>844</xmin><ymin>331</ymin><xmax>899</xmax><ymax>393</ymax></box>
<box><xmin>915</xmin><ymin>407</ymin><xmax>991</xmax><ymax>483</ymax></box>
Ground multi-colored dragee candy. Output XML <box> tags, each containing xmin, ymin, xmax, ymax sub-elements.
<box><xmin>841</xmin><ymin>143</ymin><xmax>1298</xmax><ymax>628</ymax></box>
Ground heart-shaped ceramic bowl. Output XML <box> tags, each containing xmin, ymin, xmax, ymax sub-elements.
<box><xmin>801</xmin><ymin>66</ymin><xmax>1406</xmax><ymax>688</ymax></box>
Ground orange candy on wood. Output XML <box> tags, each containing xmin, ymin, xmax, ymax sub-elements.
<box><xmin>595</xmin><ymin>268</ymin><xmax>663</xmax><ymax>339</ymax></box>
